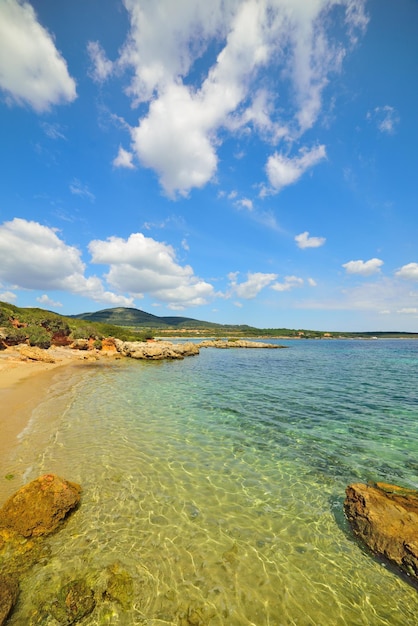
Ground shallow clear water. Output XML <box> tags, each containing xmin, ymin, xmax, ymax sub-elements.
<box><xmin>5</xmin><ymin>340</ymin><xmax>418</xmax><ymax>624</ymax></box>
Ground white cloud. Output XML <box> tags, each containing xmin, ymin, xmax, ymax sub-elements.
<box><xmin>295</xmin><ymin>277</ymin><xmax>409</xmax><ymax>314</ymax></box>
<box><xmin>271</xmin><ymin>275</ymin><xmax>304</xmax><ymax>292</ymax></box>
<box><xmin>368</xmin><ymin>105</ymin><xmax>400</xmax><ymax>134</ymax></box>
<box><xmin>0</xmin><ymin>218</ymin><xmax>132</xmax><ymax>306</ymax></box>
<box><xmin>113</xmin><ymin>146</ymin><xmax>135</xmax><ymax>169</ymax></box>
<box><xmin>89</xmin><ymin>232</ymin><xmax>215</xmax><ymax>309</ymax></box>
<box><xmin>395</xmin><ymin>263</ymin><xmax>418</xmax><ymax>281</ymax></box>
<box><xmin>342</xmin><ymin>258</ymin><xmax>384</xmax><ymax>276</ymax></box>
<box><xmin>236</xmin><ymin>197</ymin><xmax>254</xmax><ymax>211</ymax></box>
<box><xmin>295</xmin><ymin>231</ymin><xmax>326</xmax><ymax>249</ymax></box>
<box><xmin>0</xmin><ymin>290</ymin><xmax>17</xmax><ymax>303</ymax></box>
<box><xmin>307</xmin><ymin>277</ymin><xmax>317</xmax><ymax>287</ymax></box>
<box><xmin>36</xmin><ymin>294</ymin><xmax>63</xmax><ymax>308</ymax></box>
<box><xmin>87</xmin><ymin>40</ymin><xmax>113</xmax><ymax>83</ymax></box>
<box><xmin>228</xmin><ymin>271</ymin><xmax>277</xmax><ymax>299</ymax></box>
<box><xmin>69</xmin><ymin>179</ymin><xmax>95</xmax><ymax>202</ymax></box>
<box><xmin>131</xmin><ymin>82</ymin><xmax>219</xmax><ymax>197</ymax></box>
<box><xmin>95</xmin><ymin>0</ymin><xmax>367</xmax><ymax>195</ymax></box>
<box><xmin>397</xmin><ymin>308</ymin><xmax>418</xmax><ymax>315</ymax></box>
<box><xmin>265</xmin><ymin>145</ymin><xmax>326</xmax><ymax>194</ymax></box>
<box><xmin>0</xmin><ymin>0</ymin><xmax>76</xmax><ymax>112</ymax></box>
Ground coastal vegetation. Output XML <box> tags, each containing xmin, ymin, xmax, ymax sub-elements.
<box><xmin>0</xmin><ymin>302</ymin><xmax>153</xmax><ymax>349</ymax></box>
<box><xmin>1</xmin><ymin>302</ymin><xmax>417</xmax><ymax>349</ymax></box>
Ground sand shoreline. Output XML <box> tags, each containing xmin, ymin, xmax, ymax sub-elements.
<box><xmin>0</xmin><ymin>346</ymin><xmax>116</xmax><ymax>501</ymax></box>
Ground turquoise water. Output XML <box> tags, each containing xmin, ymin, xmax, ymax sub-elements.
<box><xmin>5</xmin><ymin>339</ymin><xmax>418</xmax><ymax>624</ymax></box>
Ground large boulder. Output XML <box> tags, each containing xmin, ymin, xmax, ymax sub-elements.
<box><xmin>17</xmin><ymin>345</ymin><xmax>56</xmax><ymax>363</ymax></box>
<box><xmin>344</xmin><ymin>482</ymin><xmax>418</xmax><ymax>579</ymax></box>
<box><xmin>0</xmin><ymin>474</ymin><xmax>81</xmax><ymax>538</ymax></box>
<box><xmin>115</xmin><ymin>340</ymin><xmax>199</xmax><ymax>360</ymax></box>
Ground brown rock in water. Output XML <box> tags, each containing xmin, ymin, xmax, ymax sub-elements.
<box><xmin>344</xmin><ymin>482</ymin><xmax>418</xmax><ymax>579</ymax></box>
<box><xmin>48</xmin><ymin>579</ymin><xmax>95</xmax><ymax>624</ymax></box>
<box><xmin>0</xmin><ymin>575</ymin><xmax>19</xmax><ymax>626</ymax></box>
<box><xmin>0</xmin><ymin>474</ymin><xmax>81</xmax><ymax>538</ymax></box>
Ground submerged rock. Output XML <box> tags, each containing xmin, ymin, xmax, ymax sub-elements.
<box><xmin>103</xmin><ymin>562</ymin><xmax>134</xmax><ymax>610</ymax></box>
<box><xmin>344</xmin><ymin>482</ymin><xmax>418</xmax><ymax>580</ymax></box>
<box><xmin>0</xmin><ymin>575</ymin><xmax>19</xmax><ymax>626</ymax></box>
<box><xmin>0</xmin><ymin>474</ymin><xmax>81</xmax><ymax>538</ymax></box>
<box><xmin>49</xmin><ymin>579</ymin><xmax>96</xmax><ymax>625</ymax></box>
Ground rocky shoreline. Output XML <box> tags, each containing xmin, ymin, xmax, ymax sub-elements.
<box><xmin>2</xmin><ymin>337</ymin><xmax>284</xmax><ymax>367</ymax></box>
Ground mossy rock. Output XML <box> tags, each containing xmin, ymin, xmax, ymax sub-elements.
<box><xmin>103</xmin><ymin>562</ymin><xmax>134</xmax><ymax>610</ymax></box>
<box><xmin>47</xmin><ymin>579</ymin><xmax>95</xmax><ymax>625</ymax></box>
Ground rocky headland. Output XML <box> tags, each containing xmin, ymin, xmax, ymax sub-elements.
<box><xmin>1</xmin><ymin>337</ymin><xmax>284</xmax><ymax>370</ymax></box>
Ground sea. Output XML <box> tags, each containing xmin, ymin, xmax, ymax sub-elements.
<box><xmin>4</xmin><ymin>338</ymin><xmax>418</xmax><ymax>625</ymax></box>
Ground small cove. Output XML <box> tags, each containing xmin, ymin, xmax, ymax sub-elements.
<box><xmin>3</xmin><ymin>339</ymin><xmax>418</xmax><ymax>624</ymax></box>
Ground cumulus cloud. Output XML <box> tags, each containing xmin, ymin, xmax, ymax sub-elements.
<box><xmin>295</xmin><ymin>231</ymin><xmax>326</xmax><ymax>249</ymax></box>
<box><xmin>271</xmin><ymin>276</ymin><xmax>304</xmax><ymax>292</ymax></box>
<box><xmin>342</xmin><ymin>258</ymin><xmax>384</xmax><ymax>276</ymax></box>
<box><xmin>89</xmin><ymin>232</ymin><xmax>215</xmax><ymax>309</ymax></box>
<box><xmin>0</xmin><ymin>290</ymin><xmax>17</xmax><ymax>303</ymax></box>
<box><xmin>228</xmin><ymin>271</ymin><xmax>277</xmax><ymax>299</ymax></box>
<box><xmin>113</xmin><ymin>146</ymin><xmax>135</xmax><ymax>169</ymax></box>
<box><xmin>36</xmin><ymin>294</ymin><xmax>63</xmax><ymax>308</ymax></box>
<box><xmin>0</xmin><ymin>0</ymin><xmax>76</xmax><ymax>111</ymax></box>
<box><xmin>395</xmin><ymin>263</ymin><xmax>418</xmax><ymax>281</ymax></box>
<box><xmin>90</xmin><ymin>0</ymin><xmax>367</xmax><ymax>195</ymax></box>
<box><xmin>265</xmin><ymin>145</ymin><xmax>326</xmax><ymax>194</ymax></box>
<box><xmin>0</xmin><ymin>218</ymin><xmax>132</xmax><ymax>306</ymax></box>
<box><xmin>367</xmin><ymin>105</ymin><xmax>400</xmax><ymax>134</ymax></box>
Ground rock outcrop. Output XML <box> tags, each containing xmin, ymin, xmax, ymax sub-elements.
<box><xmin>198</xmin><ymin>339</ymin><xmax>283</xmax><ymax>349</ymax></box>
<box><xmin>115</xmin><ymin>340</ymin><xmax>200</xmax><ymax>360</ymax></box>
<box><xmin>0</xmin><ymin>474</ymin><xmax>81</xmax><ymax>539</ymax></box>
<box><xmin>17</xmin><ymin>345</ymin><xmax>56</xmax><ymax>363</ymax></box>
<box><xmin>344</xmin><ymin>482</ymin><xmax>418</xmax><ymax>580</ymax></box>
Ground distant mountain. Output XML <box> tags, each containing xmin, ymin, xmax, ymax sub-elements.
<box><xmin>69</xmin><ymin>307</ymin><xmax>222</xmax><ymax>329</ymax></box>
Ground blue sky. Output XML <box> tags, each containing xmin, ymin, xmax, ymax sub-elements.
<box><xmin>0</xmin><ymin>0</ymin><xmax>417</xmax><ymax>331</ymax></box>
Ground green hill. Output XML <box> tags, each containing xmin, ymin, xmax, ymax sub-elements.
<box><xmin>69</xmin><ymin>307</ymin><xmax>221</xmax><ymax>329</ymax></box>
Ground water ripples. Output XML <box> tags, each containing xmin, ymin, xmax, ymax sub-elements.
<box><xmin>6</xmin><ymin>340</ymin><xmax>418</xmax><ymax>624</ymax></box>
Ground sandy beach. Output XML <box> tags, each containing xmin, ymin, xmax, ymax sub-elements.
<box><xmin>0</xmin><ymin>346</ymin><xmax>113</xmax><ymax>501</ymax></box>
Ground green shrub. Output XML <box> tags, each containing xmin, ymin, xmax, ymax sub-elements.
<box><xmin>0</xmin><ymin>307</ymin><xmax>9</xmax><ymax>325</ymax></box>
<box><xmin>93</xmin><ymin>339</ymin><xmax>102</xmax><ymax>350</ymax></box>
<box><xmin>41</xmin><ymin>318</ymin><xmax>71</xmax><ymax>335</ymax></box>
<box><xmin>70</xmin><ymin>325</ymin><xmax>98</xmax><ymax>340</ymax></box>
<box><xmin>2</xmin><ymin>327</ymin><xmax>27</xmax><ymax>345</ymax></box>
<box><xmin>26</xmin><ymin>326</ymin><xmax>51</xmax><ymax>349</ymax></box>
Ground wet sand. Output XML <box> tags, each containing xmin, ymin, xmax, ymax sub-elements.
<box><xmin>0</xmin><ymin>346</ymin><xmax>115</xmax><ymax>501</ymax></box>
